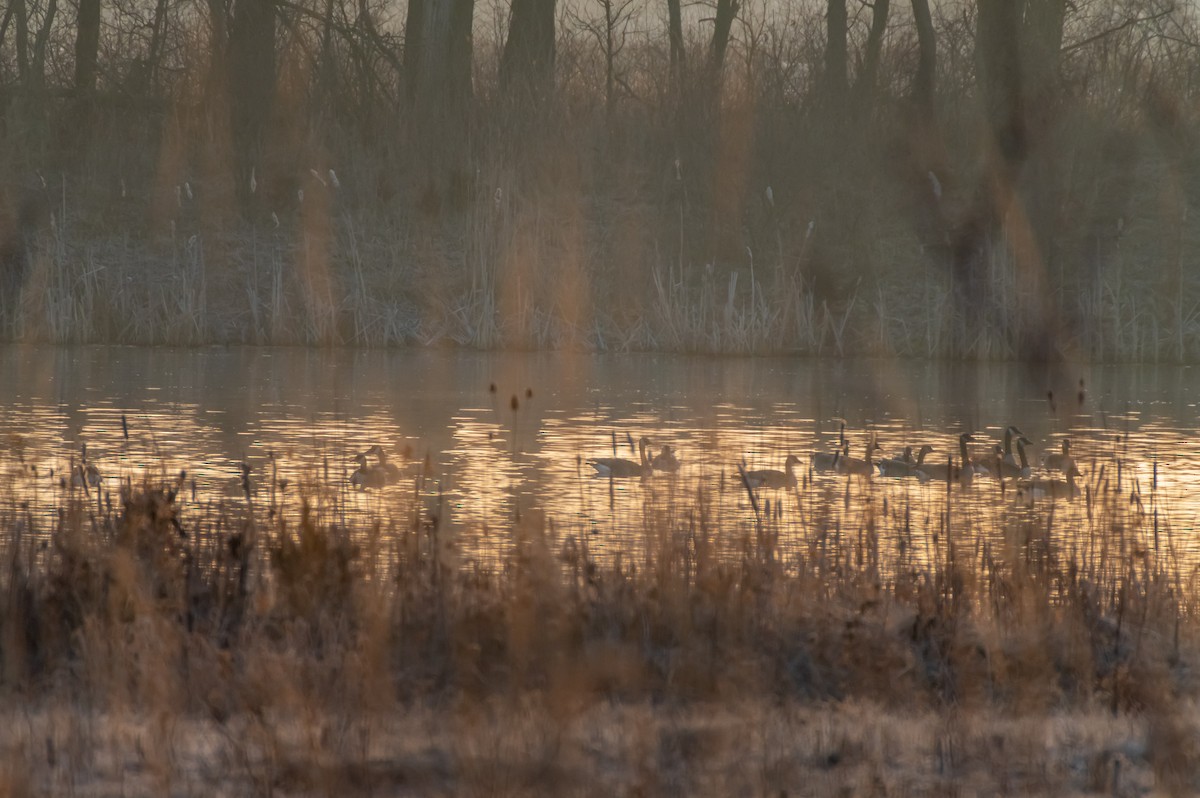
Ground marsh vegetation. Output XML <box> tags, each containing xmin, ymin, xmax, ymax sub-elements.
<box><xmin>0</xmin><ymin>369</ymin><xmax>1198</xmax><ymax>793</ymax></box>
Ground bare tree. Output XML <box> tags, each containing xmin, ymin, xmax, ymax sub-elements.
<box><xmin>228</xmin><ymin>0</ymin><xmax>277</xmax><ymax>201</ymax></box>
<box><xmin>710</xmin><ymin>0</ymin><xmax>739</xmax><ymax>78</ymax></box>
<box><xmin>667</xmin><ymin>0</ymin><xmax>683</xmax><ymax>86</ymax></box>
<box><xmin>824</xmin><ymin>0</ymin><xmax>847</xmax><ymax>106</ymax></box>
<box><xmin>573</xmin><ymin>0</ymin><xmax>638</xmax><ymax>119</ymax></box>
<box><xmin>404</xmin><ymin>0</ymin><xmax>475</xmax><ymax>119</ymax></box>
<box><xmin>501</xmin><ymin>0</ymin><xmax>557</xmax><ymax>99</ymax></box>
<box><xmin>910</xmin><ymin>0</ymin><xmax>935</xmax><ymax>115</ymax></box>
<box><xmin>74</xmin><ymin>0</ymin><xmax>101</xmax><ymax>93</ymax></box>
<box><xmin>853</xmin><ymin>0</ymin><xmax>889</xmax><ymax>111</ymax></box>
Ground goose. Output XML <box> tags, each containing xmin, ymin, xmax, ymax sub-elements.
<box><xmin>651</xmin><ymin>444</ymin><xmax>681</xmax><ymax>473</ymax></box>
<box><xmin>996</xmin><ymin>436</ymin><xmax>1033</xmax><ymax>479</ymax></box>
<box><xmin>743</xmin><ymin>454</ymin><xmax>801</xmax><ymax>490</ymax></box>
<box><xmin>1001</xmin><ymin>425</ymin><xmax>1026</xmax><ymax>468</ymax></box>
<box><xmin>975</xmin><ymin>435</ymin><xmax>1033</xmax><ymax>479</ymax></box>
<box><xmin>350</xmin><ymin>452</ymin><xmax>393</xmax><ymax>489</ymax></box>
<box><xmin>70</xmin><ymin>442</ymin><xmax>102</xmax><ymax>490</ymax></box>
<box><xmin>1043</xmin><ymin>438</ymin><xmax>1074</xmax><ymax>474</ymax></box>
<box><xmin>71</xmin><ymin>461</ymin><xmax>102</xmax><ymax>489</ymax></box>
<box><xmin>811</xmin><ymin>420</ymin><xmax>847</xmax><ymax>472</ymax></box>
<box><xmin>971</xmin><ymin>444</ymin><xmax>1005</xmax><ymax>478</ymax></box>
<box><xmin>836</xmin><ymin>434</ymin><xmax>881</xmax><ymax>477</ymax></box>
<box><xmin>1018</xmin><ymin>462</ymin><xmax>1082</xmax><ymax>501</ymax></box>
<box><xmin>916</xmin><ymin>433</ymin><xmax>975</xmax><ymax>484</ymax></box>
<box><xmin>878</xmin><ymin>444</ymin><xmax>934</xmax><ymax>478</ymax></box>
<box><xmin>588</xmin><ymin>436</ymin><xmax>652</xmax><ymax>478</ymax></box>
<box><xmin>365</xmin><ymin>444</ymin><xmax>403</xmax><ymax>482</ymax></box>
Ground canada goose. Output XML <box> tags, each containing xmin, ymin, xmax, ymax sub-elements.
<box><xmin>350</xmin><ymin>452</ymin><xmax>393</xmax><ymax>489</ymax></box>
<box><xmin>970</xmin><ymin>445</ymin><xmax>1004</xmax><ymax>478</ymax></box>
<box><xmin>1043</xmin><ymin>438</ymin><xmax>1074</xmax><ymax>473</ymax></box>
<box><xmin>365</xmin><ymin>444</ymin><xmax>403</xmax><ymax>481</ymax></box>
<box><xmin>71</xmin><ymin>461</ymin><xmax>102</xmax><ymax>489</ymax></box>
<box><xmin>975</xmin><ymin>435</ymin><xmax>1033</xmax><ymax>479</ymax></box>
<box><xmin>916</xmin><ymin>433</ymin><xmax>975</xmax><ymax>484</ymax></box>
<box><xmin>837</xmin><ymin>434</ymin><xmax>882</xmax><ymax>477</ymax></box>
<box><xmin>588</xmin><ymin>436</ymin><xmax>652</xmax><ymax>478</ymax></box>
<box><xmin>877</xmin><ymin>445</ymin><xmax>914</xmax><ymax>472</ymax></box>
<box><xmin>811</xmin><ymin>421</ymin><xmax>847</xmax><ymax>472</ymax></box>
<box><xmin>651</xmin><ymin>444</ymin><xmax>681</xmax><ymax>473</ymax></box>
<box><xmin>743</xmin><ymin>454</ymin><xmax>801</xmax><ymax>490</ymax></box>
<box><xmin>1018</xmin><ymin>462</ymin><xmax>1082</xmax><ymax>501</ymax></box>
<box><xmin>878</xmin><ymin>444</ymin><xmax>934</xmax><ymax>478</ymax></box>
<box><xmin>996</xmin><ymin>437</ymin><xmax>1033</xmax><ymax>479</ymax></box>
<box><xmin>1001</xmin><ymin>425</ymin><xmax>1025</xmax><ymax>467</ymax></box>
<box><xmin>71</xmin><ymin>442</ymin><xmax>101</xmax><ymax>490</ymax></box>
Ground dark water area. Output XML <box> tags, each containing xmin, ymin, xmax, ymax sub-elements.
<box><xmin>0</xmin><ymin>346</ymin><xmax>1197</xmax><ymax>568</ymax></box>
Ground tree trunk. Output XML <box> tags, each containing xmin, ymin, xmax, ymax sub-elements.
<box><xmin>1022</xmin><ymin>0</ymin><xmax>1065</xmax><ymax>123</ymax></box>
<box><xmin>145</xmin><ymin>0</ymin><xmax>170</xmax><ymax>91</ymax></box>
<box><xmin>824</xmin><ymin>0</ymin><xmax>847</xmax><ymax>107</ymax></box>
<box><xmin>853</xmin><ymin>0</ymin><xmax>889</xmax><ymax>113</ymax></box>
<box><xmin>910</xmin><ymin>0</ymin><xmax>935</xmax><ymax>115</ymax></box>
<box><xmin>13</xmin><ymin>0</ymin><xmax>29</xmax><ymax>84</ymax></box>
<box><xmin>709</xmin><ymin>0</ymin><xmax>738</xmax><ymax>79</ymax></box>
<box><xmin>500</xmin><ymin>0</ymin><xmax>556</xmax><ymax>99</ymax></box>
<box><xmin>404</xmin><ymin>0</ymin><xmax>475</xmax><ymax>118</ymax></box>
<box><xmin>666</xmin><ymin>0</ymin><xmax>683</xmax><ymax>86</ymax></box>
<box><xmin>228</xmin><ymin>0</ymin><xmax>276</xmax><ymax>201</ymax></box>
<box><xmin>976</xmin><ymin>0</ymin><xmax>1025</xmax><ymax>164</ymax></box>
<box><xmin>74</xmin><ymin>0</ymin><xmax>101</xmax><ymax>93</ymax></box>
<box><xmin>31</xmin><ymin>0</ymin><xmax>58</xmax><ymax>91</ymax></box>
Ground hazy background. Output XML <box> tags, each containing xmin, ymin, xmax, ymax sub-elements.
<box><xmin>0</xmin><ymin>0</ymin><xmax>1197</xmax><ymax>360</ymax></box>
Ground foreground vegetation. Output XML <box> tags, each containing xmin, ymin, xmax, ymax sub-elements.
<box><xmin>3</xmin><ymin>2</ymin><xmax>1200</xmax><ymax>358</ymax></box>
<box><xmin>0</xmin><ymin>441</ymin><xmax>1197</xmax><ymax>794</ymax></box>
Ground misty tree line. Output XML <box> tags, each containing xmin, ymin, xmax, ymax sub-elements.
<box><xmin>1</xmin><ymin>0</ymin><xmax>1198</xmax><ymax>356</ymax></box>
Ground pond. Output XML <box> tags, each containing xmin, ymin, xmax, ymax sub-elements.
<box><xmin>0</xmin><ymin>346</ymin><xmax>1197</xmax><ymax>572</ymax></box>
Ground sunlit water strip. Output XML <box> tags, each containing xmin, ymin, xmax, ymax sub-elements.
<box><xmin>0</xmin><ymin>346</ymin><xmax>1196</xmax><ymax>577</ymax></box>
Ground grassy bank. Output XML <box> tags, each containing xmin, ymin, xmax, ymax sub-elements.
<box><xmin>0</xmin><ymin>442</ymin><xmax>1197</xmax><ymax>793</ymax></box>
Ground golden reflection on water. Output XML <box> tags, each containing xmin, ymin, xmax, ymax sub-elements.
<box><xmin>0</xmin><ymin>347</ymin><xmax>1197</xmax><ymax>574</ymax></box>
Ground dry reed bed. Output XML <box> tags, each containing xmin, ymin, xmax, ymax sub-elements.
<box><xmin>0</xmin><ymin>447</ymin><xmax>1196</xmax><ymax>793</ymax></box>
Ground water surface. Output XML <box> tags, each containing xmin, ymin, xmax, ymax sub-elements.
<box><xmin>1</xmin><ymin>347</ymin><xmax>1197</xmax><ymax>569</ymax></box>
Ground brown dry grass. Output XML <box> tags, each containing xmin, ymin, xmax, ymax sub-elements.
<box><xmin>0</xmin><ymin>438</ymin><xmax>1195</xmax><ymax>793</ymax></box>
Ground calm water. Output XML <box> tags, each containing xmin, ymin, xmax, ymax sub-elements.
<box><xmin>1</xmin><ymin>346</ymin><xmax>1198</xmax><ymax>567</ymax></box>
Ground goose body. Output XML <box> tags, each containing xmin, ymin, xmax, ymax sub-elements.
<box><xmin>916</xmin><ymin>433</ymin><xmax>975</xmax><ymax>484</ymax></box>
<box><xmin>811</xmin><ymin>421</ymin><xmax>847</xmax><ymax>472</ymax></box>
<box><xmin>878</xmin><ymin>444</ymin><xmax>934</xmax><ymax>478</ymax></box>
<box><xmin>350</xmin><ymin>452</ymin><xmax>394</xmax><ymax>489</ymax></box>
<box><xmin>976</xmin><ymin>435</ymin><xmax>1033</xmax><ymax>479</ymax></box>
<box><xmin>651</xmin><ymin>444</ymin><xmax>681</xmax><ymax>473</ymax></box>
<box><xmin>1018</xmin><ymin>463</ymin><xmax>1082</xmax><ymax>501</ymax></box>
<box><xmin>836</xmin><ymin>434</ymin><xmax>881</xmax><ymax>477</ymax></box>
<box><xmin>1043</xmin><ymin>438</ymin><xmax>1074</xmax><ymax>474</ymax></box>
<box><xmin>366</xmin><ymin>445</ymin><xmax>402</xmax><ymax>481</ymax></box>
<box><xmin>1001</xmin><ymin>425</ymin><xmax>1025</xmax><ymax>468</ymax></box>
<box><xmin>744</xmin><ymin>454</ymin><xmax>801</xmax><ymax>490</ymax></box>
<box><xmin>588</xmin><ymin>436</ymin><xmax>652</xmax><ymax>478</ymax></box>
<box><xmin>71</xmin><ymin>461</ymin><xmax>102</xmax><ymax>489</ymax></box>
<box><xmin>996</xmin><ymin>436</ymin><xmax>1033</xmax><ymax>479</ymax></box>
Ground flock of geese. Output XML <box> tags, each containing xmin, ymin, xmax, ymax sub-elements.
<box><xmin>586</xmin><ymin>424</ymin><xmax>1085</xmax><ymax>501</ymax></box>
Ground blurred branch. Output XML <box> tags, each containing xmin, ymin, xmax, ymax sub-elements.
<box><xmin>1061</xmin><ymin>5</ymin><xmax>1175</xmax><ymax>55</ymax></box>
